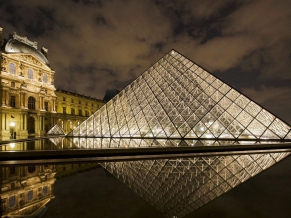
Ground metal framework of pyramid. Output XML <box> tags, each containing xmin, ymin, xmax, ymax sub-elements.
<box><xmin>47</xmin><ymin>124</ymin><xmax>65</xmax><ymax>135</ymax></box>
<box><xmin>68</xmin><ymin>50</ymin><xmax>291</xmax><ymax>140</ymax></box>
<box><xmin>65</xmin><ymin>50</ymin><xmax>291</xmax><ymax>217</ymax></box>
<box><xmin>101</xmin><ymin>152</ymin><xmax>289</xmax><ymax>217</ymax></box>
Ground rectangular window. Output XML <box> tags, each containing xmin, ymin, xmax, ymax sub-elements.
<box><xmin>44</xmin><ymin>102</ymin><xmax>48</xmax><ymax>111</ymax></box>
<box><xmin>63</xmin><ymin>97</ymin><xmax>66</xmax><ymax>101</ymax></box>
<box><xmin>79</xmin><ymin>100</ymin><xmax>81</xmax><ymax>104</ymax></box>
<box><xmin>79</xmin><ymin>109</ymin><xmax>82</xmax><ymax>116</ymax></box>
<box><xmin>10</xmin><ymin>96</ymin><xmax>16</xmax><ymax>108</ymax></box>
<box><xmin>11</xmin><ymin>82</ymin><xmax>15</xmax><ymax>87</ymax></box>
<box><xmin>71</xmin><ymin>99</ymin><xmax>74</xmax><ymax>103</ymax></box>
<box><xmin>92</xmin><ymin>103</ymin><xmax>94</xmax><ymax>107</ymax></box>
<box><xmin>11</xmin><ymin>182</ymin><xmax>15</xmax><ymax>189</ymax></box>
<box><xmin>85</xmin><ymin>102</ymin><xmax>88</xmax><ymax>106</ymax></box>
<box><xmin>85</xmin><ymin>110</ymin><xmax>89</xmax><ymax>116</ymax></box>
<box><xmin>10</xmin><ymin>166</ymin><xmax>16</xmax><ymax>174</ymax></box>
<box><xmin>71</xmin><ymin>108</ymin><xmax>75</xmax><ymax>115</ymax></box>
<box><xmin>63</xmin><ymin>107</ymin><xmax>66</xmax><ymax>114</ymax></box>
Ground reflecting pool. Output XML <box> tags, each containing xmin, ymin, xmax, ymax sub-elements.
<box><xmin>1</xmin><ymin>138</ymin><xmax>291</xmax><ymax>217</ymax></box>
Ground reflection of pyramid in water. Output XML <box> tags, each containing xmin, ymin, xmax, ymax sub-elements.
<box><xmin>101</xmin><ymin>152</ymin><xmax>289</xmax><ymax>218</ymax></box>
<box><xmin>68</xmin><ymin>50</ymin><xmax>291</xmax><ymax>139</ymax></box>
<box><xmin>47</xmin><ymin>124</ymin><xmax>65</xmax><ymax>135</ymax></box>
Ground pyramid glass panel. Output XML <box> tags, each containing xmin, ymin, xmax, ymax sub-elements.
<box><xmin>47</xmin><ymin>124</ymin><xmax>65</xmax><ymax>135</ymax></box>
<box><xmin>67</xmin><ymin>50</ymin><xmax>291</xmax><ymax>140</ymax></box>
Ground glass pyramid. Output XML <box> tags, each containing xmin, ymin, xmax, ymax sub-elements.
<box><xmin>47</xmin><ymin>124</ymin><xmax>65</xmax><ymax>135</ymax></box>
<box><xmin>68</xmin><ymin>50</ymin><xmax>291</xmax><ymax>140</ymax></box>
<box><xmin>101</xmin><ymin>152</ymin><xmax>289</xmax><ymax>217</ymax></box>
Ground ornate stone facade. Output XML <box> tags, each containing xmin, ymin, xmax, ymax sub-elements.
<box><xmin>54</xmin><ymin>89</ymin><xmax>104</xmax><ymax>133</ymax></box>
<box><xmin>0</xmin><ymin>28</ymin><xmax>104</xmax><ymax>139</ymax></box>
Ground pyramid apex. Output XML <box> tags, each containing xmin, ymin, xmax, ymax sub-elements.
<box><xmin>69</xmin><ymin>49</ymin><xmax>291</xmax><ymax>140</ymax></box>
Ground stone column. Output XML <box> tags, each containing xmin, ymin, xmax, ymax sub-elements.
<box><xmin>24</xmin><ymin>114</ymin><xmax>27</xmax><ymax>130</ymax></box>
<box><xmin>2</xmin><ymin>90</ymin><xmax>6</xmax><ymax>106</ymax></box>
<box><xmin>52</xmin><ymin>99</ymin><xmax>56</xmax><ymax>112</ymax></box>
<box><xmin>6</xmin><ymin>90</ymin><xmax>9</xmax><ymax>106</ymax></box>
<box><xmin>23</xmin><ymin>93</ymin><xmax>27</xmax><ymax>108</ymax></box>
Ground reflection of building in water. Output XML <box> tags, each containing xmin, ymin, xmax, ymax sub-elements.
<box><xmin>55</xmin><ymin>163</ymin><xmax>100</xmax><ymax>179</ymax></box>
<box><xmin>0</xmin><ymin>27</ymin><xmax>104</xmax><ymax>140</ymax></box>
<box><xmin>0</xmin><ymin>165</ymin><xmax>56</xmax><ymax>217</ymax></box>
<box><xmin>102</xmin><ymin>152</ymin><xmax>290</xmax><ymax>218</ymax></box>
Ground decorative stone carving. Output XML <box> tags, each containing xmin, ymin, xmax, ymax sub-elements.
<box><xmin>21</xmin><ymin>81</ymin><xmax>27</xmax><ymax>88</ymax></box>
<box><xmin>10</xmin><ymin>32</ymin><xmax>37</xmax><ymax>49</ymax></box>
<box><xmin>1</xmin><ymin>56</ymin><xmax>7</xmax><ymax>71</ymax></box>
<box><xmin>19</xmin><ymin>55</ymin><xmax>42</xmax><ymax>67</ymax></box>
<box><xmin>9</xmin><ymin>89</ymin><xmax>19</xmax><ymax>94</ymax></box>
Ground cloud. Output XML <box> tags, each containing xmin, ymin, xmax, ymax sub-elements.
<box><xmin>0</xmin><ymin>0</ymin><xmax>291</xmax><ymax>104</ymax></box>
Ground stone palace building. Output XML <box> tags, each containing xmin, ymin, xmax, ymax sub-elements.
<box><xmin>0</xmin><ymin>27</ymin><xmax>104</xmax><ymax>140</ymax></box>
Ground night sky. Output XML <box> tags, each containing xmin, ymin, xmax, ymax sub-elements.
<box><xmin>1</xmin><ymin>0</ymin><xmax>291</xmax><ymax>123</ymax></box>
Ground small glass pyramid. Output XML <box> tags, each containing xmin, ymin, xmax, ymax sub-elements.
<box><xmin>68</xmin><ymin>50</ymin><xmax>291</xmax><ymax>140</ymax></box>
<box><xmin>47</xmin><ymin>124</ymin><xmax>65</xmax><ymax>135</ymax></box>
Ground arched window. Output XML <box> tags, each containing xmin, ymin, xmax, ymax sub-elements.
<box><xmin>9</xmin><ymin>63</ymin><xmax>16</xmax><ymax>74</ymax></box>
<box><xmin>28</xmin><ymin>68</ymin><xmax>33</xmax><ymax>79</ymax></box>
<box><xmin>43</xmin><ymin>73</ymin><xmax>48</xmax><ymax>83</ymax></box>
<box><xmin>28</xmin><ymin>97</ymin><xmax>36</xmax><ymax>110</ymax></box>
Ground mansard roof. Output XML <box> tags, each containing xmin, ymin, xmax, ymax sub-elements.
<box><xmin>4</xmin><ymin>32</ymin><xmax>50</xmax><ymax>66</ymax></box>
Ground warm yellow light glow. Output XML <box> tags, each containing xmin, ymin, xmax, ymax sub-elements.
<box><xmin>9</xmin><ymin>143</ymin><xmax>15</xmax><ymax>148</ymax></box>
<box><xmin>10</xmin><ymin>122</ymin><xmax>15</xmax><ymax>127</ymax></box>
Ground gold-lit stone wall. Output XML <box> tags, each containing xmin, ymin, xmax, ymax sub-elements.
<box><xmin>54</xmin><ymin>89</ymin><xmax>104</xmax><ymax>133</ymax></box>
<box><xmin>0</xmin><ymin>28</ymin><xmax>104</xmax><ymax>138</ymax></box>
<box><xmin>0</xmin><ymin>28</ymin><xmax>56</xmax><ymax>139</ymax></box>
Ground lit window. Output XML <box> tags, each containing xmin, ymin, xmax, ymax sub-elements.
<box><xmin>28</xmin><ymin>97</ymin><xmax>36</xmax><ymax>110</ymax></box>
<box><xmin>9</xmin><ymin>63</ymin><xmax>16</xmax><ymax>74</ymax></box>
<box><xmin>43</xmin><ymin>73</ymin><xmax>48</xmax><ymax>83</ymax></box>
<box><xmin>28</xmin><ymin>68</ymin><xmax>34</xmax><ymax>79</ymax></box>
<box><xmin>11</xmin><ymin>82</ymin><xmax>15</xmax><ymax>87</ymax></box>
<box><xmin>10</xmin><ymin>96</ymin><xmax>16</xmax><ymax>108</ymax></box>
